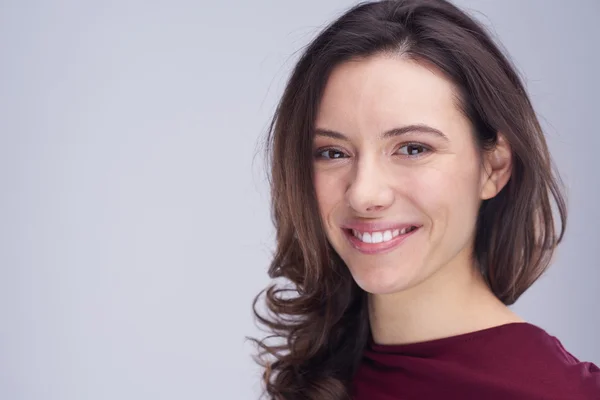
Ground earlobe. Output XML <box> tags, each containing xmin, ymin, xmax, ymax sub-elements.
<box><xmin>480</xmin><ymin>133</ymin><xmax>512</xmax><ymax>200</ymax></box>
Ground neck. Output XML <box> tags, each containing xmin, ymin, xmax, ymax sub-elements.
<box><xmin>368</xmin><ymin>252</ymin><xmax>525</xmax><ymax>345</ymax></box>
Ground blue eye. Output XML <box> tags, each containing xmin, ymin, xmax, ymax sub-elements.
<box><xmin>397</xmin><ymin>143</ymin><xmax>429</xmax><ymax>156</ymax></box>
<box><xmin>315</xmin><ymin>148</ymin><xmax>348</xmax><ymax>160</ymax></box>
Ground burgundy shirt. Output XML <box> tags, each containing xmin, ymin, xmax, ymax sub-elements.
<box><xmin>351</xmin><ymin>322</ymin><xmax>600</xmax><ymax>399</ymax></box>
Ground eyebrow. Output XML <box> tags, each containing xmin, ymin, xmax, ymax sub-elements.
<box><xmin>314</xmin><ymin>123</ymin><xmax>449</xmax><ymax>141</ymax></box>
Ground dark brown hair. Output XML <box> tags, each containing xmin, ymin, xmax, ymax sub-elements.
<box><xmin>250</xmin><ymin>1</ymin><xmax>567</xmax><ymax>399</ymax></box>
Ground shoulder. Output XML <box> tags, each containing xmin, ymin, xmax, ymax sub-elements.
<box><xmin>492</xmin><ymin>322</ymin><xmax>600</xmax><ymax>398</ymax></box>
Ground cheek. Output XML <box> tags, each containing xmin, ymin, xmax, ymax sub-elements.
<box><xmin>313</xmin><ymin>169</ymin><xmax>346</xmax><ymax>220</ymax></box>
<box><xmin>406</xmin><ymin>161</ymin><xmax>482</xmax><ymax>231</ymax></box>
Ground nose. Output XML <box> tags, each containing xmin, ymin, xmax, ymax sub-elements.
<box><xmin>346</xmin><ymin>156</ymin><xmax>394</xmax><ymax>214</ymax></box>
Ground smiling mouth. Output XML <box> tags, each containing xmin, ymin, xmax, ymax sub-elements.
<box><xmin>342</xmin><ymin>225</ymin><xmax>420</xmax><ymax>254</ymax></box>
<box><xmin>348</xmin><ymin>226</ymin><xmax>418</xmax><ymax>243</ymax></box>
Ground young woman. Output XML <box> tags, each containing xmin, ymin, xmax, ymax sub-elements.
<box><xmin>251</xmin><ymin>0</ymin><xmax>600</xmax><ymax>399</ymax></box>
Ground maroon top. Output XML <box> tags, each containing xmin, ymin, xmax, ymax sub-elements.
<box><xmin>351</xmin><ymin>322</ymin><xmax>600</xmax><ymax>399</ymax></box>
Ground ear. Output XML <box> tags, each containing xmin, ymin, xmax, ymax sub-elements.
<box><xmin>480</xmin><ymin>133</ymin><xmax>512</xmax><ymax>200</ymax></box>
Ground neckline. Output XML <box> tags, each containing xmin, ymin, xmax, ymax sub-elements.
<box><xmin>367</xmin><ymin>322</ymin><xmax>538</xmax><ymax>354</ymax></box>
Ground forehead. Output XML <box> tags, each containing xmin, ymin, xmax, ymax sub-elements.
<box><xmin>315</xmin><ymin>54</ymin><xmax>468</xmax><ymax>136</ymax></box>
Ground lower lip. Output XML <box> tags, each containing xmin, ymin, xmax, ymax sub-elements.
<box><xmin>344</xmin><ymin>228</ymin><xmax>419</xmax><ymax>255</ymax></box>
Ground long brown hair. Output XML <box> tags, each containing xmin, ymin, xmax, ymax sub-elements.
<box><xmin>250</xmin><ymin>1</ymin><xmax>567</xmax><ymax>399</ymax></box>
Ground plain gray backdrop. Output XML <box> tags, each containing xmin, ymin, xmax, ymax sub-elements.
<box><xmin>1</xmin><ymin>1</ymin><xmax>598</xmax><ymax>399</ymax></box>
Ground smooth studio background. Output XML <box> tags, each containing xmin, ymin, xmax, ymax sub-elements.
<box><xmin>1</xmin><ymin>1</ymin><xmax>598</xmax><ymax>399</ymax></box>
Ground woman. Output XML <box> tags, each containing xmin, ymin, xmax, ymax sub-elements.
<box><xmin>251</xmin><ymin>0</ymin><xmax>600</xmax><ymax>399</ymax></box>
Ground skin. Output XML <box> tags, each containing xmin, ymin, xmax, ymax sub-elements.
<box><xmin>312</xmin><ymin>53</ymin><xmax>524</xmax><ymax>345</ymax></box>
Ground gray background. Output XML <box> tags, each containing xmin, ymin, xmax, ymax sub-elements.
<box><xmin>0</xmin><ymin>1</ymin><xmax>598</xmax><ymax>399</ymax></box>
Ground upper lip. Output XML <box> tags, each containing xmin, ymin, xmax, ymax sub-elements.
<box><xmin>341</xmin><ymin>220</ymin><xmax>421</xmax><ymax>233</ymax></box>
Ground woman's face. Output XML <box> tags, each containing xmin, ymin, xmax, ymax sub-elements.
<box><xmin>313</xmin><ymin>54</ymin><xmax>497</xmax><ymax>295</ymax></box>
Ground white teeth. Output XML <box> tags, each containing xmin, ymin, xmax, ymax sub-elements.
<box><xmin>351</xmin><ymin>227</ymin><xmax>416</xmax><ymax>243</ymax></box>
<box><xmin>363</xmin><ymin>232</ymin><xmax>373</xmax><ymax>243</ymax></box>
<box><xmin>371</xmin><ymin>232</ymin><xmax>383</xmax><ymax>243</ymax></box>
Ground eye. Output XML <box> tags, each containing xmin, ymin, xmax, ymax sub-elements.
<box><xmin>396</xmin><ymin>143</ymin><xmax>430</xmax><ymax>157</ymax></box>
<box><xmin>315</xmin><ymin>148</ymin><xmax>348</xmax><ymax>160</ymax></box>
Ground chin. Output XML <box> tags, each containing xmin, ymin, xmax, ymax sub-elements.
<box><xmin>348</xmin><ymin>262</ymin><xmax>419</xmax><ymax>295</ymax></box>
